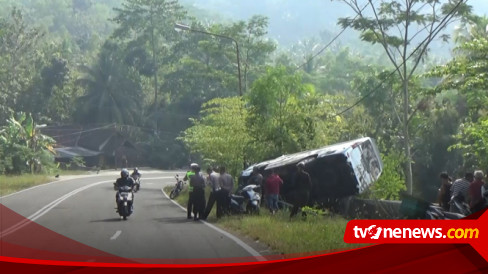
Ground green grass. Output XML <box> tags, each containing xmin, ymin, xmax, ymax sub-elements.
<box><xmin>163</xmin><ymin>186</ymin><xmax>365</xmax><ymax>256</ymax></box>
<box><xmin>0</xmin><ymin>170</ymin><xmax>90</xmax><ymax>196</ymax></box>
<box><xmin>0</xmin><ymin>174</ymin><xmax>52</xmax><ymax>196</ymax></box>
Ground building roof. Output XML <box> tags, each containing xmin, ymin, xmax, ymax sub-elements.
<box><xmin>41</xmin><ymin>125</ymin><xmax>137</xmax><ymax>158</ymax></box>
<box><xmin>55</xmin><ymin>146</ymin><xmax>102</xmax><ymax>158</ymax></box>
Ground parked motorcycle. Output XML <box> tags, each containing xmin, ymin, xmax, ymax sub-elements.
<box><xmin>400</xmin><ymin>194</ymin><xmax>465</xmax><ymax>220</ymax></box>
<box><xmin>169</xmin><ymin>175</ymin><xmax>184</xmax><ymax>199</ymax></box>
<box><xmin>116</xmin><ymin>185</ymin><xmax>134</xmax><ymax>220</ymax></box>
<box><xmin>230</xmin><ymin>184</ymin><xmax>261</xmax><ymax>214</ymax></box>
<box><xmin>425</xmin><ymin>204</ymin><xmax>464</xmax><ymax>220</ymax></box>
<box><xmin>449</xmin><ymin>196</ymin><xmax>471</xmax><ymax>216</ymax></box>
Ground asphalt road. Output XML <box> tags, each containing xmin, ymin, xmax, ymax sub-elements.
<box><xmin>0</xmin><ymin>170</ymin><xmax>266</xmax><ymax>263</ymax></box>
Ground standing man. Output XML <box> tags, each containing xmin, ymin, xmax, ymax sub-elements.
<box><xmin>264</xmin><ymin>169</ymin><xmax>283</xmax><ymax>214</ymax></box>
<box><xmin>204</xmin><ymin>167</ymin><xmax>221</xmax><ymax>219</ymax></box>
<box><xmin>450</xmin><ymin>172</ymin><xmax>473</xmax><ymax>214</ymax></box>
<box><xmin>248</xmin><ymin>166</ymin><xmax>264</xmax><ymax>202</ymax></box>
<box><xmin>190</xmin><ymin>165</ymin><xmax>206</xmax><ymax>221</ymax></box>
<box><xmin>437</xmin><ymin>172</ymin><xmax>452</xmax><ymax>211</ymax></box>
<box><xmin>219</xmin><ymin>166</ymin><xmax>234</xmax><ymax>215</ymax></box>
<box><xmin>469</xmin><ymin>170</ymin><xmax>485</xmax><ymax>213</ymax></box>
<box><xmin>183</xmin><ymin>163</ymin><xmax>198</xmax><ymax>219</ymax></box>
<box><xmin>290</xmin><ymin>162</ymin><xmax>312</xmax><ymax>218</ymax></box>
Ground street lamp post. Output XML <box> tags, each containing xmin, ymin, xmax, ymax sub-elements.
<box><xmin>175</xmin><ymin>23</ymin><xmax>242</xmax><ymax>97</ymax></box>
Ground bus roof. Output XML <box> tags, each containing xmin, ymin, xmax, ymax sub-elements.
<box><xmin>244</xmin><ymin>137</ymin><xmax>373</xmax><ymax>173</ymax></box>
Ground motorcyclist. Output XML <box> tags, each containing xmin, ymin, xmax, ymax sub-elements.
<box><xmin>131</xmin><ymin>167</ymin><xmax>142</xmax><ymax>180</ymax></box>
<box><xmin>115</xmin><ymin>169</ymin><xmax>135</xmax><ymax>210</ymax></box>
<box><xmin>131</xmin><ymin>167</ymin><xmax>142</xmax><ymax>190</ymax></box>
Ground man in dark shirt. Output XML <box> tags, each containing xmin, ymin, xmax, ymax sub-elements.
<box><xmin>290</xmin><ymin>162</ymin><xmax>312</xmax><ymax>218</ymax></box>
<box><xmin>248</xmin><ymin>166</ymin><xmax>264</xmax><ymax>203</ymax></box>
<box><xmin>219</xmin><ymin>166</ymin><xmax>234</xmax><ymax>215</ymax></box>
<box><xmin>115</xmin><ymin>169</ymin><xmax>135</xmax><ymax>210</ymax></box>
<box><xmin>437</xmin><ymin>172</ymin><xmax>452</xmax><ymax>211</ymax></box>
<box><xmin>115</xmin><ymin>168</ymin><xmax>135</xmax><ymax>190</ymax></box>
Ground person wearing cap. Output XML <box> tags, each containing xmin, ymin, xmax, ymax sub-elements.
<box><xmin>184</xmin><ymin>163</ymin><xmax>198</xmax><ymax>219</ymax></box>
<box><xmin>190</xmin><ymin>165</ymin><xmax>206</xmax><ymax>220</ymax></box>
<box><xmin>290</xmin><ymin>162</ymin><xmax>312</xmax><ymax>218</ymax></box>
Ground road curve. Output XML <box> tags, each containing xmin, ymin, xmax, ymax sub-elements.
<box><xmin>0</xmin><ymin>170</ymin><xmax>266</xmax><ymax>263</ymax></box>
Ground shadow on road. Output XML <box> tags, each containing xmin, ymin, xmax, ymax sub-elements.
<box><xmin>153</xmin><ymin>217</ymin><xmax>202</xmax><ymax>224</ymax></box>
<box><xmin>90</xmin><ymin>218</ymin><xmax>125</xmax><ymax>223</ymax></box>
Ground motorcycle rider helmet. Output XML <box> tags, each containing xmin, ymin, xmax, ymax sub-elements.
<box><xmin>190</xmin><ymin>163</ymin><xmax>199</xmax><ymax>169</ymax></box>
<box><xmin>297</xmin><ymin>162</ymin><xmax>305</xmax><ymax>168</ymax></box>
<box><xmin>133</xmin><ymin>167</ymin><xmax>138</xmax><ymax>173</ymax></box>
<box><xmin>121</xmin><ymin>169</ymin><xmax>129</xmax><ymax>178</ymax></box>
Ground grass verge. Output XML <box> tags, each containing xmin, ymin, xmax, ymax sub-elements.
<box><xmin>1</xmin><ymin>174</ymin><xmax>52</xmax><ymax>196</ymax></box>
<box><xmin>0</xmin><ymin>170</ymin><xmax>90</xmax><ymax>196</ymax></box>
<box><xmin>163</xmin><ymin>185</ymin><xmax>365</xmax><ymax>257</ymax></box>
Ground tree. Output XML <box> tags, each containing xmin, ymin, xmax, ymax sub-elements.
<box><xmin>246</xmin><ymin>66</ymin><xmax>362</xmax><ymax>161</ymax></box>
<box><xmin>111</xmin><ymin>0</ymin><xmax>186</xmax><ymax>130</ymax></box>
<box><xmin>0</xmin><ymin>8</ymin><xmax>44</xmax><ymax>124</ymax></box>
<box><xmin>428</xmin><ymin>24</ymin><xmax>488</xmax><ymax>170</ymax></box>
<box><xmin>238</xmin><ymin>15</ymin><xmax>276</xmax><ymax>93</ymax></box>
<box><xmin>365</xmin><ymin>151</ymin><xmax>406</xmax><ymax>200</ymax></box>
<box><xmin>74</xmin><ymin>41</ymin><xmax>143</xmax><ymax>125</ymax></box>
<box><xmin>0</xmin><ymin>112</ymin><xmax>56</xmax><ymax>174</ymax></box>
<box><xmin>180</xmin><ymin>97</ymin><xmax>249</xmax><ymax>177</ymax></box>
<box><xmin>336</xmin><ymin>0</ymin><xmax>472</xmax><ymax>194</ymax></box>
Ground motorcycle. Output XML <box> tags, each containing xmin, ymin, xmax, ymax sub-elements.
<box><xmin>400</xmin><ymin>194</ymin><xmax>465</xmax><ymax>220</ymax></box>
<box><xmin>230</xmin><ymin>184</ymin><xmax>261</xmax><ymax>214</ymax></box>
<box><xmin>116</xmin><ymin>185</ymin><xmax>134</xmax><ymax>220</ymax></box>
<box><xmin>169</xmin><ymin>175</ymin><xmax>184</xmax><ymax>199</ymax></box>
<box><xmin>425</xmin><ymin>204</ymin><xmax>464</xmax><ymax>220</ymax></box>
<box><xmin>131</xmin><ymin>174</ymin><xmax>141</xmax><ymax>192</ymax></box>
<box><xmin>449</xmin><ymin>196</ymin><xmax>471</xmax><ymax>216</ymax></box>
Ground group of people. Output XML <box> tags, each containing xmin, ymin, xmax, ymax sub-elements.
<box><xmin>437</xmin><ymin>170</ymin><xmax>488</xmax><ymax>215</ymax></box>
<box><xmin>183</xmin><ymin>161</ymin><xmax>313</xmax><ymax>221</ymax></box>
<box><xmin>183</xmin><ymin>163</ymin><xmax>234</xmax><ymax>221</ymax></box>
<box><xmin>255</xmin><ymin>162</ymin><xmax>313</xmax><ymax>218</ymax></box>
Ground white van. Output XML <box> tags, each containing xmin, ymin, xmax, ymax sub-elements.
<box><xmin>240</xmin><ymin>137</ymin><xmax>383</xmax><ymax>201</ymax></box>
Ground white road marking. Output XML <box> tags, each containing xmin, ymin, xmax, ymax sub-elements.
<box><xmin>1</xmin><ymin>176</ymin><xmax>172</xmax><ymax>238</ymax></box>
<box><xmin>1</xmin><ymin>180</ymin><xmax>111</xmax><ymax>238</ymax></box>
<box><xmin>160</xmin><ymin>189</ymin><xmax>266</xmax><ymax>262</ymax></box>
<box><xmin>1</xmin><ymin>174</ymin><xmax>264</xmax><ymax>261</ymax></box>
<box><xmin>110</xmin><ymin>230</ymin><xmax>122</xmax><ymax>240</ymax></box>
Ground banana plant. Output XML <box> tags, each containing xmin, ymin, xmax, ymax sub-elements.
<box><xmin>0</xmin><ymin>112</ymin><xmax>55</xmax><ymax>174</ymax></box>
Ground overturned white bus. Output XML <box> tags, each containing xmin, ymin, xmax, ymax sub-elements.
<box><xmin>240</xmin><ymin>137</ymin><xmax>383</xmax><ymax>202</ymax></box>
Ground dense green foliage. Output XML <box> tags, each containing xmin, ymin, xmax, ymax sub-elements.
<box><xmin>0</xmin><ymin>113</ymin><xmax>56</xmax><ymax>174</ymax></box>
<box><xmin>0</xmin><ymin>0</ymin><xmax>486</xmax><ymax>202</ymax></box>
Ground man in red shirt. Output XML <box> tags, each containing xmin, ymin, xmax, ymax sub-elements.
<box><xmin>265</xmin><ymin>169</ymin><xmax>283</xmax><ymax>214</ymax></box>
